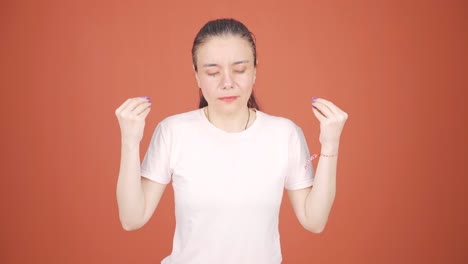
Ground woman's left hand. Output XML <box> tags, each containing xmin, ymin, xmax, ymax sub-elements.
<box><xmin>311</xmin><ymin>97</ymin><xmax>349</xmax><ymax>147</ymax></box>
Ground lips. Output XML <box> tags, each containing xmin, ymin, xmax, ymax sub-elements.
<box><xmin>218</xmin><ymin>96</ymin><xmax>238</xmax><ymax>103</ymax></box>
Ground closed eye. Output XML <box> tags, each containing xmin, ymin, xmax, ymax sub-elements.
<box><xmin>207</xmin><ymin>72</ymin><xmax>219</xmax><ymax>76</ymax></box>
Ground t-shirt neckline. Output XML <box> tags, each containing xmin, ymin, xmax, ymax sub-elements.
<box><xmin>198</xmin><ymin>107</ymin><xmax>262</xmax><ymax>137</ymax></box>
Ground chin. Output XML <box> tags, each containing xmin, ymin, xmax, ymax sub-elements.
<box><xmin>216</xmin><ymin>101</ymin><xmax>247</xmax><ymax>112</ymax></box>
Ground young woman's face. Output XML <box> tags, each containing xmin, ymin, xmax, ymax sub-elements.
<box><xmin>194</xmin><ymin>35</ymin><xmax>256</xmax><ymax>113</ymax></box>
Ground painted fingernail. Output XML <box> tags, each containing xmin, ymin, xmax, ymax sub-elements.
<box><xmin>312</xmin><ymin>96</ymin><xmax>318</xmax><ymax>103</ymax></box>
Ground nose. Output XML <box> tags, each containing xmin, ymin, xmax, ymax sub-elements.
<box><xmin>221</xmin><ymin>71</ymin><xmax>234</xmax><ymax>89</ymax></box>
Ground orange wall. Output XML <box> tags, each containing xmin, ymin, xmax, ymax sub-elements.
<box><xmin>1</xmin><ymin>0</ymin><xmax>467</xmax><ymax>263</ymax></box>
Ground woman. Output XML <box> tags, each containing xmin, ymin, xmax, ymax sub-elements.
<box><xmin>116</xmin><ymin>18</ymin><xmax>348</xmax><ymax>264</ymax></box>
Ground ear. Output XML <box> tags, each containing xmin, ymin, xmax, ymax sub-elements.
<box><xmin>193</xmin><ymin>65</ymin><xmax>201</xmax><ymax>88</ymax></box>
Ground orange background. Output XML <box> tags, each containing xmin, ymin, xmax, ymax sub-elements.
<box><xmin>1</xmin><ymin>0</ymin><xmax>467</xmax><ymax>263</ymax></box>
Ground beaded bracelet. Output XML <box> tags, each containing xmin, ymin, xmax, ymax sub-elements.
<box><xmin>304</xmin><ymin>152</ymin><xmax>338</xmax><ymax>169</ymax></box>
<box><xmin>318</xmin><ymin>153</ymin><xmax>338</xmax><ymax>158</ymax></box>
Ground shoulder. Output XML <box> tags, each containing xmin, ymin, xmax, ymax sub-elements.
<box><xmin>257</xmin><ymin>110</ymin><xmax>301</xmax><ymax>134</ymax></box>
<box><xmin>155</xmin><ymin>109</ymin><xmax>202</xmax><ymax>134</ymax></box>
<box><xmin>161</xmin><ymin>109</ymin><xmax>200</xmax><ymax>125</ymax></box>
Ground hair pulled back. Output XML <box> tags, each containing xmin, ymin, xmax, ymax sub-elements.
<box><xmin>192</xmin><ymin>18</ymin><xmax>260</xmax><ymax>110</ymax></box>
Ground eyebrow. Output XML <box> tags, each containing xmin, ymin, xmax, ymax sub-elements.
<box><xmin>202</xmin><ymin>60</ymin><xmax>249</xmax><ymax>68</ymax></box>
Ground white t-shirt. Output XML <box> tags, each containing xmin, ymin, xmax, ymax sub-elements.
<box><xmin>141</xmin><ymin>108</ymin><xmax>315</xmax><ymax>264</ymax></box>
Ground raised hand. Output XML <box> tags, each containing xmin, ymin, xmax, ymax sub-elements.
<box><xmin>311</xmin><ymin>97</ymin><xmax>348</xmax><ymax>148</ymax></box>
<box><xmin>115</xmin><ymin>96</ymin><xmax>152</xmax><ymax>144</ymax></box>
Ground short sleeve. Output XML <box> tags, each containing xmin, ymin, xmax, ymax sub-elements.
<box><xmin>284</xmin><ymin>124</ymin><xmax>315</xmax><ymax>190</ymax></box>
<box><xmin>140</xmin><ymin>121</ymin><xmax>172</xmax><ymax>184</ymax></box>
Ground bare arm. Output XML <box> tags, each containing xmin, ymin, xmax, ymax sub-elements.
<box><xmin>288</xmin><ymin>144</ymin><xmax>338</xmax><ymax>233</ymax></box>
<box><xmin>115</xmin><ymin>97</ymin><xmax>167</xmax><ymax>231</ymax></box>
<box><xmin>116</xmin><ymin>141</ymin><xmax>167</xmax><ymax>231</ymax></box>
<box><xmin>288</xmin><ymin>97</ymin><xmax>348</xmax><ymax>233</ymax></box>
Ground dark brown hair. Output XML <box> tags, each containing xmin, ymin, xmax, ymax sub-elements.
<box><xmin>192</xmin><ymin>18</ymin><xmax>260</xmax><ymax>110</ymax></box>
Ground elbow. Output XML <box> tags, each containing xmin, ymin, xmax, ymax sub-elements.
<box><xmin>118</xmin><ymin>209</ymin><xmax>146</xmax><ymax>231</ymax></box>
<box><xmin>120</xmin><ymin>218</ymin><xmax>144</xmax><ymax>232</ymax></box>
<box><xmin>306</xmin><ymin>225</ymin><xmax>325</xmax><ymax>234</ymax></box>
<box><xmin>121</xmin><ymin>222</ymin><xmax>142</xmax><ymax>231</ymax></box>
<box><xmin>303</xmin><ymin>221</ymin><xmax>327</xmax><ymax>234</ymax></box>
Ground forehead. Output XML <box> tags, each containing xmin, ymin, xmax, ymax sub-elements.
<box><xmin>196</xmin><ymin>35</ymin><xmax>253</xmax><ymax>63</ymax></box>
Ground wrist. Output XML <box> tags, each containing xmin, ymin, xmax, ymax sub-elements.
<box><xmin>121</xmin><ymin>139</ymin><xmax>140</xmax><ymax>150</ymax></box>
<box><xmin>321</xmin><ymin>143</ymin><xmax>339</xmax><ymax>154</ymax></box>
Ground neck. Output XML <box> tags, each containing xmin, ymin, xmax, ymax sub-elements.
<box><xmin>205</xmin><ymin>106</ymin><xmax>251</xmax><ymax>132</ymax></box>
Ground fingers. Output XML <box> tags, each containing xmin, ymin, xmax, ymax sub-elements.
<box><xmin>127</xmin><ymin>97</ymin><xmax>151</xmax><ymax>112</ymax></box>
<box><xmin>115</xmin><ymin>98</ymin><xmax>133</xmax><ymax>115</ymax></box>
<box><xmin>139</xmin><ymin>106</ymin><xmax>151</xmax><ymax>119</ymax></box>
<box><xmin>115</xmin><ymin>97</ymin><xmax>151</xmax><ymax>117</ymax></box>
<box><xmin>312</xmin><ymin>107</ymin><xmax>326</xmax><ymax>123</ymax></box>
<box><xmin>312</xmin><ymin>100</ymin><xmax>334</xmax><ymax>118</ymax></box>
<box><xmin>313</xmin><ymin>98</ymin><xmax>338</xmax><ymax>115</ymax></box>
<box><xmin>312</xmin><ymin>97</ymin><xmax>349</xmax><ymax>120</ymax></box>
<box><xmin>134</xmin><ymin>101</ymin><xmax>152</xmax><ymax>116</ymax></box>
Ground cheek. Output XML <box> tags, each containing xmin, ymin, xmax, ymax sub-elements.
<box><xmin>230</xmin><ymin>71</ymin><xmax>254</xmax><ymax>86</ymax></box>
<box><xmin>238</xmin><ymin>75</ymin><xmax>255</xmax><ymax>90</ymax></box>
<box><xmin>199</xmin><ymin>77</ymin><xmax>216</xmax><ymax>91</ymax></box>
<box><xmin>198</xmin><ymin>78</ymin><xmax>217</xmax><ymax>100</ymax></box>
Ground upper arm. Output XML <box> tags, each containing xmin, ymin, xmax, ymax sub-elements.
<box><xmin>140</xmin><ymin>177</ymin><xmax>168</xmax><ymax>226</ymax></box>
<box><xmin>139</xmin><ymin>121</ymin><xmax>172</xmax><ymax>227</ymax></box>
<box><xmin>287</xmin><ymin>186</ymin><xmax>312</xmax><ymax>229</ymax></box>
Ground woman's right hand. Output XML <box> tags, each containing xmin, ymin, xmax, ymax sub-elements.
<box><xmin>115</xmin><ymin>97</ymin><xmax>152</xmax><ymax>144</ymax></box>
